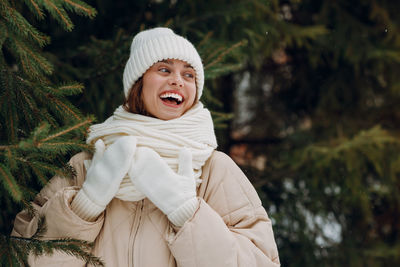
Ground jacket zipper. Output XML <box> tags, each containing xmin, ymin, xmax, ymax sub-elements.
<box><xmin>129</xmin><ymin>199</ymin><xmax>144</xmax><ymax>267</ymax></box>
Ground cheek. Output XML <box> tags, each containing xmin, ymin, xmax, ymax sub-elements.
<box><xmin>188</xmin><ymin>85</ymin><xmax>197</xmax><ymax>104</ymax></box>
<box><xmin>141</xmin><ymin>90</ymin><xmax>155</xmax><ymax>115</ymax></box>
<box><xmin>142</xmin><ymin>90</ymin><xmax>150</xmax><ymax>107</ymax></box>
<box><xmin>142</xmin><ymin>78</ymin><xmax>158</xmax><ymax>103</ymax></box>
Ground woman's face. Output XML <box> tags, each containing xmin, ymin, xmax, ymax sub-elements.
<box><xmin>142</xmin><ymin>59</ymin><xmax>197</xmax><ymax>120</ymax></box>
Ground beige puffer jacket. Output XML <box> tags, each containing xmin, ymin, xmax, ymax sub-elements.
<box><xmin>12</xmin><ymin>150</ymin><xmax>280</xmax><ymax>266</ymax></box>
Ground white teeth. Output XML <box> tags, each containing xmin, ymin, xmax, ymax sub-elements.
<box><xmin>160</xmin><ymin>92</ymin><xmax>183</xmax><ymax>102</ymax></box>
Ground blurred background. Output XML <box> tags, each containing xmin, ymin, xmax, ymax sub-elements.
<box><xmin>2</xmin><ymin>0</ymin><xmax>400</xmax><ymax>266</ymax></box>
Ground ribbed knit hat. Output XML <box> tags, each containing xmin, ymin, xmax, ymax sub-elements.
<box><xmin>123</xmin><ymin>27</ymin><xmax>204</xmax><ymax>100</ymax></box>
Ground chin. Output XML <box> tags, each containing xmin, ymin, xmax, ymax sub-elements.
<box><xmin>161</xmin><ymin>114</ymin><xmax>181</xmax><ymax>120</ymax></box>
<box><xmin>151</xmin><ymin>111</ymin><xmax>180</xmax><ymax>120</ymax></box>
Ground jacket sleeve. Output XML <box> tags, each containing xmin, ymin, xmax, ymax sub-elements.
<box><xmin>11</xmin><ymin>152</ymin><xmax>104</xmax><ymax>267</ymax></box>
<box><xmin>167</xmin><ymin>151</ymin><xmax>280</xmax><ymax>267</ymax></box>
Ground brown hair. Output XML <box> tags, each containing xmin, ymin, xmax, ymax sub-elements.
<box><xmin>122</xmin><ymin>76</ymin><xmax>199</xmax><ymax>116</ymax></box>
<box><xmin>122</xmin><ymin>78</ymin><xmax>150</xmax><ymax>116</ymax></box>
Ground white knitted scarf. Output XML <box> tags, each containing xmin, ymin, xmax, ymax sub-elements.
<box><xmin>85</xmin><ymin>102</ymin><xmax>218</xmax><ymax>201</ymax></box>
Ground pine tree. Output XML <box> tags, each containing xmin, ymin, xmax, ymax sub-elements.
<box><xmin>0</xmin><ymin>0</ymin><xmax>103</xmax><ymax>265</ymax></box>
<box><xmin>225</xmin><ymin>1</ymin><xmax>400</xmax><ymax>266</ymax></box>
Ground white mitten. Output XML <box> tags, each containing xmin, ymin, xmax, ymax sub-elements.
<box><xmin>71</xmin><ymin>136</ymin><xmax>137</xmax><ymax>221</ymax></box>
<box><xmin>129</xmin><ymin>147</ymin><xmax>198</xmax><ymax>227</ymax></box>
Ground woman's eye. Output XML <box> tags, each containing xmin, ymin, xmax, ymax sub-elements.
<box><xmin>184</xmin><ymin>73</ymin><xmax>194</xmax><ymax>79</ymax></box>
<box><xmin>159</xmin><ymin>67</ymin><xmax>170</xmax><ymax>73</ymax></box>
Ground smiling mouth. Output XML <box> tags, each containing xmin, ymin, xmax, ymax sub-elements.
<box><xmin>159</xmin><ymin>92</ymin><xmax>184</xmax><ymax>105</ymax></box>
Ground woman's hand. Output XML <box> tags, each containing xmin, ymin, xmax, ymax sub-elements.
<box><xmin>71</xmin><ymin>136</ymin><xmax>137</xmax><ymax>221</ymax></box>
<box><xmin>129</xmin><ymin>147</ymin><xmax>198</xmax><ymax>227</ymax></box>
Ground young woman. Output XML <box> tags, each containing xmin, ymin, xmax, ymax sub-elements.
<box><xmin>12</xmin><ymin>27</ymin><xmax>280</xmax><ymax>266</ymax></box>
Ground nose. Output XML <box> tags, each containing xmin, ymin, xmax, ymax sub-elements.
<box><xmin>168</xmin><ymin>73</ymin><xmax>184</xmax><ymax>88</ymax></box>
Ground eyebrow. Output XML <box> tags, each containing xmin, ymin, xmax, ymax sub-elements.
<box><xmin>159</xmin><ymin>59</ymin><xmax>193</xmax><ymax>69</ymax></box>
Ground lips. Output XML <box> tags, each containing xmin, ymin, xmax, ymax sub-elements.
<box><xmin>159</xmin><ymin>91</ymin><xmax>184</xmax><ymax>106</ymax></box>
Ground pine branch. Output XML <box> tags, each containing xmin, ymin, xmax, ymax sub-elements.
<box><xmin>31</xmin><ymin>85</ymin><xmax>83</xmax><ymax>122</ymax></box>
<box><xmin>5</xmin><ymin>147</ymin><xmax>16</xmax><ymax>170</ymax></box>
<box><xmin>28</xmin><ymin>88</ymin><xmax>65</xmax><ymax>127</ymax></box>
<box><xmin>19</xmin><ymin>85</ymin><xmax>39</xmax><ymax>113</ymax></box>
<box><xmin>282</xmin><ymin>23</ymin><xmax>329</xmax><ymax>47</ymax></box>
<box><xmin>197</xmin><ymin>31</ymin><xmax>213</xmax><ymax>48</ymax></box>
<box><xmin>1</xmin><ymin>0</ymin><xmax>98</xmax><ymax>264</ymax></box>
<box><xmin>12</xmin><ymin>154</ymin><xmax>76</xmax><ymax>188</ymax></box>
<box><xmin>204</xmin><ymin>40</ymin><xmax>246</xmax><ymax>70</ymax></box>
<box><xmin>0</xmin><ymin>21</ymin><xmax>8</xmax><ymax>47</ymax></box>
<box><xmin>29</xmin><ymin>163</ymin><xmax>48</xmax><ymax>185</ymax></box>
<box><xmin>21</xmin><ymin>199</ymin><xmax>38</xmax><ymax>218</ymax></box>
<box><xmin>0</xmin><ymin>144</ymin><xmax>18</xmax><ymax>150</ymax></box>
<box><xmin>2</xmin><ymin>84</ymin><xmax>18</xmax><ymax>141</ymax></box>
<box><xmin>7</xmin><ymin>35</ymin><xmax>53</xmax><ymax>76</ymax></box>
<box><xmin>52</xmin><ymin>83</ymin><xmax>84</xmax><ymax>96</ymax></box>
<box><xmin>367</xmin><ymin>47</ymin><xmax>400</xmax><ymax>63</ymax></box>
<box><xmin>0</xmin><ymin>0</ymin><xmax>49</xmax><ymax>47</ymax></box>
<box><xmin>40</xmin><ymin>108</ymin><xmax>58</xmax><ymax>128</ymax></box>
<box><xmin>0</xmin><ymin>117</ymin><xmax>92</xmax><ymax>151</ymax></box>
<box><xmin>296</xmin><ymin>125</ymin><xmax>400</xmax><ymax>190</ymax></box>
<box><xmin>18</xmin><ymin>85</ymin><xmax>41</xmax><ymax>128</ymax></box>
<box><xmin>39</xmin><ymin>117</ymin><xmax>93</xmax><ymax>143</ymax></box>
<box><xmin>42</xmin><ymin>0</ymin><xmax>74</xmax><ymax>31</ymax></box>
<box><xmin>4</xmin><ymin>234</ymin><xmax>104</xmax><ymax>266</ymax></box>
<box><xmin>31</xmin><ymin>216</ymin><xmax>47</xmax><ymax>239</ymax></box>
<box><xmin>203</xmin><ymin>45</ymin><xmax>225</xmax><ymax>65</ymax></box>
<box><xmin>0</xmin><ymin>163</ymin><xmax>22</xmax><ymax>201</ymax></box>
<box><xmin>15</xmin><ymin>157</ymin><xmax>54</xmax><ymax>185</ymax></box>
<box><xmin>36</xmin><ymin>142</ymin><xmax>90</xmax><ymax>153</ymax></box>
<box><xmin>62</xmin><ymin>0</ymin><xmax>97</xmax><ymax>18</ymax></box>
<box><xmin>334</xmin><ymin>126</ymin><xmax>398</xmax><ymax>152</ymax></box>
<box><xmin>205</xmin><ymin>63</ymin><xmax>243</xmax><ymax>80</ymax></box>
<box><xmin>201</xmin><ymin>86</ymin><xmax>223</xmax><ymax>108</ymax></box>
<box><xmin>5</xmin><ymin>118</ymin><xmax>94</xmax><ymax>155</ymax></box>
<box><xmin>23</xmin><ymin>0</ymin><xmax>45</xmax><ymax>19</ymax></box>
<box><xmin>50</xmin><ymin>97</ymin><xmax>82</xmax><ymax>120</ymax></box>
<box><xmin>32</xmin><ymin>122</ymin><xmax>50</xmax><ymax>141</ymax></box>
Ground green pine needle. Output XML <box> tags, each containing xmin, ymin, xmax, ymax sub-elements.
<box><xmin>0</xmin><ymin>163</ymin><xmax>22</xmax><ymax>202</ymax></box>
<box><xmin>62</xmin><ymin>0</ymin><xmax>97</xmax><ymax>18</ymax></box>
<box><xmin>0</xmin><ymin>1</ymin><xmax>49</xmax><ymax>47</ymax></box>
<box><xmin>41</xmin><ymin>0</ymin><xmax>74</xmax><ymax>31</ymax></box>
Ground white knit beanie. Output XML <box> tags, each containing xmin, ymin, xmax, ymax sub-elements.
<box><xmin>123</xmin><ymin>27</ymin><xmax>204</xmax><ymax>100</ymax></box>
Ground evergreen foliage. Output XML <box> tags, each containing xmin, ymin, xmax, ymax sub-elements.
<box><xmin>229</xmin><ymin>1</ymin><xmax>400</xmax><ymax>266</ymax></box>
<box><xmin>0</xmin><ymin>0</ymin><xmax>102</xmax><ymax>265</ymax></box>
